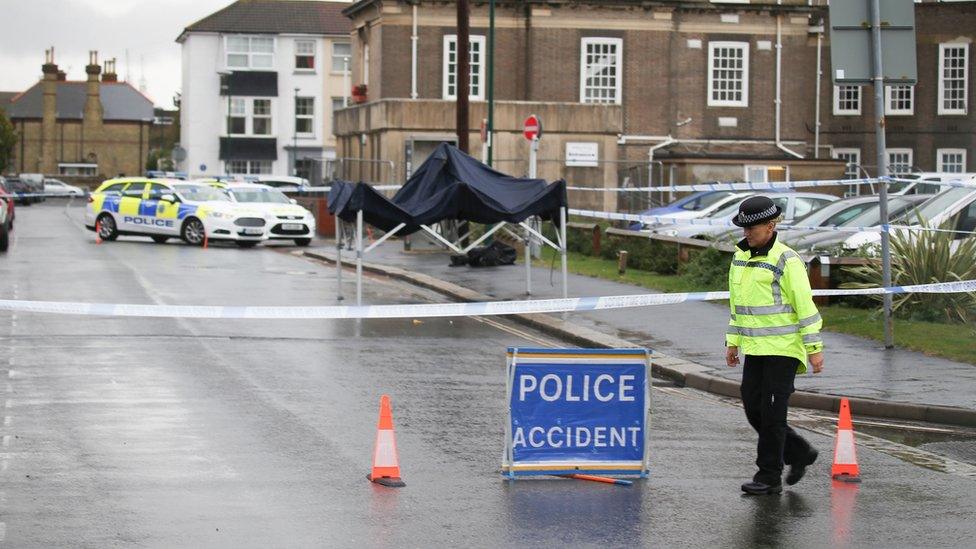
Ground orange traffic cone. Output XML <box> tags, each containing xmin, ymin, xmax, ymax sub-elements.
<box><xmin>367</xmin><ymin>395</ymin><xmax>406</xmax><ymax>487</ymax></box>
<box><xmin>202</xmin><ymin>233</ymin><xmax>209</xmax><ymax>249</ymax></box>
<box><xmin>831</xmin><ymin>398</ymin><xmax>861</xmax><ymax>483</ymax></box>
<box><xmin>95</xmin><ymin>220</ymin><xmax>102</xmax><ymax>244</ymax></box>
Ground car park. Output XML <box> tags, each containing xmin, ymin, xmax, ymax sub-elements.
<box><xmin>43</xmin><ymin>178</ymin><xmax>85</xmax><ymax>196</ymax></box>
<box><xmin>636</xmin><ymin>191</ymin><xmax>756</xmax><ymax>231</ymax></box>
<box><xmin>887</xmin><ymin>172</ymin><xmax>976</xmax><ymax>196</ymax></box>
<box><xmin>0</xmin><ymin>177</ymin><xmax>15</xmax><ymax>230</ymax></box>
<box><xmin>18</xmin><ymin>173</ymin><xmax>46</xmax><ymax>203</ymax></box>
<box><xmin>7</xmin><ymin>177</ymin><xmax>40</xmax><ymax>205</ymax></box>
<box><xmin>651</xmin><ymin>192</ymin><xmax>838</xmax><ymax>240</ymax></box>
<box><xmin>85</xmin><ymin>177</ymin><xmax>271</xmax><ymax>247</ymax></box>
<box><xmin>773</xmin><ymin>195</ymin><xmax>879</xmax><ymax>245</ymax></box>
<box><xmin>626</xmin><ymin>190</ymin><xmax>738</xmax><ymax>230</ymax></box>
<box><xmin>841</xmin><ymin>186</ymin><xmax>976</xmax><ymax>252</ymax></box>
<box><xmin>790</xmin><ymin>195</ymin><xmax>930</xmax><ymax>253</ymax></box>
<box><xmin>222</xmin><ymin>183</ymin><xmax>316</xmax><ymax>246</ymax></box>
<box><xmin>253</xmin><ymin>175</ymin><xmax>310</xmax><ymax>192</ymax></box>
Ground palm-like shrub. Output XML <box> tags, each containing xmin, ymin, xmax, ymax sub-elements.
<box><xmin>841</xmin><ymin>219</ymin><xmax>976</xmax><ymax>323</ymax></box>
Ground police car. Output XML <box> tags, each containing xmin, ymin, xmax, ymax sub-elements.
<box><xmin>85</xmin><ymin>177</ymin><xmax>270</xmax><ymax>247</ymax></box>
<box><xmin>220</xmin><ymin>183</ymin><xmax>316</xmax><ymax>246</ymax></box>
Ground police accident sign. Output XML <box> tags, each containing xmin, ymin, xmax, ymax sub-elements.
<box><xmin>502</xmin><ymin>348</ymin><xmax>651</xmax><ymax>478</ymax></box>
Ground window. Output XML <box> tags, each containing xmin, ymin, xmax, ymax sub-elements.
<box><xmin>227</xmin><ymin>98</ymin><xmax>273</xmax><ymax>136</ymax></box>
<box><xmin>443</xmin><ymin>35</ymin><xmax>486</xmax><ymax>100</ymax></box>
<box><xmin>58</xmin><ymin>163</ymin><xmax>97</xmax><ymax>176</ymax></box>
<box><xmin>295</xmin><ymin>40</ymin><xmax>315</xmax><ymax>70</ymax></box>
<box><xmin>363</xmin><ymin>43</ymin><xmax>370</xmax><ymax>86</ymax></box>
<box><xmin>226</xmin><ymin>35</ymin><xmax>275</xmax><ymax>69</ymax></box>
<box><xmin>123</xmin><ymin>182</ymin><xmax>147</xmax><ymax>197</ymax></box>
<box><xmin>252</xmin><ymin>99</ymin><xmax>272</xmax><ymax>135</ymax></box>
<box><xmin>887</xmin><ymin>149</ymin><xmax>913</xmax><ymax>175</ymax></box>
<box><xmin>295</xmin><ymin>97</ymin><xmax>314</xmax><ymax>135</ymax></box>
<box><xmin>580</xmin><ymin>38</ymin><xmax>623</xmax><ymax>105</ymax></box>
<box><xmin>147</xmin><ymin>183</ymin><xmax>169</xmax><ymax>199</ymax></box>
<box><xmin>937</xmin><ymin>149</ymin><xmax>967</xmax><ymax>173</ymax></box>
<box><xmin>793</xmin><ymin>197</ymin><xmax>833</xmax><ymax>220</ymax></box>
<box><xmin>332</xmin><ymin>97</ymin><xmax>346</xmax><ymax>113</ymax></box>
<box><xmin>99</xmin><ymin>182</ymin><xmax>125</xmax><ymax>194</ymax></box>
<box><xmin>833</xmin><ymin>148</ymin><xmax>861</xmax><ymax>179</ymax></box>
<box><xmin>885</xmin><ymin>85</ymin><xmax>914</xmax><ymax>115</ymax></box>
<box><xmin>951</xmin><ymin>201</ymin><xmax>976</xmax><ymax>239</ymax></box>
<box><xmin>226</xmin><ymin>160</ymin><xmax>272</xmax><ymax>175</ymax></box>
<box><xmin>332</xmin><ymin>42</ymin><xmax>351</xmax><ymax>72</ymax></box>
<box><xmin>708</xmin><ymin>42</ymin><xmax>749</xmax><ymax>107</ymax></box>
<box><xmin>833</xmin><ymin>85</ymin><xmax>861</xmax><ymax>115</ymax></box>
<box><xmin>228</xmin><ymin>98</ymin><xmax>246</xmax><ymax>135</ymax></box>
<box><xmin>939</xmin><ymin>44</ymin><xmax>969</xmax><ymax>115</ymax></box>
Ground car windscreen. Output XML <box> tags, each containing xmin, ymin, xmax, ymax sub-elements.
<box><xmin>230</xmin><ymin>188</ymin><xmax>292</xmax><ymax>204</ymax></box>
<box><xmin>844</xmin><ymin>198</ymin><xmax>925</xmax><ymax>227</ymax></box>
<box><xmin>680</xmin><ymin>191</ymin><xmax>735</xmax><ymax>211</ymax></box>
<box><xmin>911</xmin><ymin>187</ymin><xmax>975</xmax><ymax>224</ymax></box>
<box><xmin>173</xmin><ymin>184</ymin><xmax>230</xmax><ymax>202</ymax></box>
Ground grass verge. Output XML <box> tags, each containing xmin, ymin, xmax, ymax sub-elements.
<box><xmin>537</xmin><ymin>248</ymin><xmax>976</xmax><ymax>365</ymax></box>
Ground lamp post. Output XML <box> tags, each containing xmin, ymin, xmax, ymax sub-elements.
<box><xmin>217</xmin><ymin>70</ymin><xmax>232</xmax><ymax>175</ymax></box>
<box><xmin>293</xmin><ymin>87</ymin><xmax>300</xmax><ymax>176</ymax></box>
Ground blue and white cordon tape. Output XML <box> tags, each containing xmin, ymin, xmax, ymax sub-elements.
<box><xmin>0</xmin><ymin>280</ymin><xmax>972</xmax><ymax>320</ymax></box>
<box><xmin>566</xmin><ymin>176</ymin><xmax>976</xmax><ymax>193</ymax></box>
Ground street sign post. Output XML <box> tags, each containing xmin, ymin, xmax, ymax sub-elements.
<box><xmin>523</xmin><ymin>114</ymin><xmax>543</xmax><ymax>272</ymax></box>
<box><xmin>502</xmin><ymin>348</ymin><xmax>651</xmax><ymax>479</ymax></box>
<box><xmin>829</xmin><ymin>0</ymin><xmax>917</xmax><ymax>349</ymax></box>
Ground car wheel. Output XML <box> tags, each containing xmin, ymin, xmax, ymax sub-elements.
<box><xmin>0</xmin><ymin>220</ymin><xmax>8</xmax><ymax>252</ymax></box>
<box><xmin>151</xmin><ymin>235</ymin><xmax>169</xmax><ymax>244</ymax></box>
<box><xmin>293</xmin><ymin>238</ymin><xmax>311</xmax><ymax>247</ymax></box>
<box><xmin>181</xmin><ymin>218</ymin><xmax>205</xmax><ymax>246</ymax></box>
<box><xmin>235</xmin><ymin>241</ymin><xmax>258</xmax><ymax>248</ymax></box>
<box><xmin>97</xmin><ymin>214</ymin><xmax>119</xmax><ymax>241</ymax></box>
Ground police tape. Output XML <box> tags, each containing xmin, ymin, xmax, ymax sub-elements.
<box><xmin>5</xmin><ymin>192</ymin><xmax>87</xmax><ymax>198</ymax></box>
<box><xmin>0</xmin><ymin>280</ymin><xmax>972</xmax><ymax>320</ymax></box>
<box><xmin>568</xmin><ymin>208</ymin><xmax>976</xmax><ymax>236</ymax></box>
<box><xmin>565</xmin><ymin>176</ymin><xmax>976</xmax><ymax>193</ymax></box>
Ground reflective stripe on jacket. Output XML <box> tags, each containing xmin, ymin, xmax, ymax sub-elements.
<box><xmin>726</xmin><ymin>236</ymin><xmax>823</xmax><ymax>374</ymax></box>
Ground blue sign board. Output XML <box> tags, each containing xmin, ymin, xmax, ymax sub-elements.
<box><xmin>503</xmin><ymin>348</ymin><xmax>651</xmax><ymax>478</ymax></box>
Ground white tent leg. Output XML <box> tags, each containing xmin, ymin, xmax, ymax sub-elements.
<box><xmin>336</xmin><ymin>221</ymin><xmax>344</xmax><ymax>301</ymax></box>
<box><xmin>525</xmin><ymin>222</ymin><xmax>532</xmax><ymax>296</ymax></box>
<box><xmin>560</xmin><ymin>207</ymin><xmax>568</xmax><ymax>299</ymax></box>
<box><xmin>356</xmin><ymin>209</ymin><xmax>363</xmax><ymax>306</ymax></box>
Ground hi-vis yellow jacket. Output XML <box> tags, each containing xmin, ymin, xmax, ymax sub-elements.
<box><xmin>726</xmin><ymin>234</ymin><xmax>823</xmax><ymax>373</ymax></box>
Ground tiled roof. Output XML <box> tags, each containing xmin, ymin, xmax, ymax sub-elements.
<box><xmin>7</xmin><ymin>82</ymin><xmax>154</xmax><ymax>121</ymax></box>
<box><xmin>179</xmin><ymin>0</ymin><xmax>351</xmax><ymax>40</ymax></box>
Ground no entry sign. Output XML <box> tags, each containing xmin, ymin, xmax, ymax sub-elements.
<box><xmin>523</xmin><ymin>114</ymin><xmax>542</xmax><ymax>141</ymax></box>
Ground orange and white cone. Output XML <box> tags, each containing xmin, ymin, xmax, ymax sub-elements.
<box><xmin>95</xmin><ymin>220</ymin><xmax>103</xmax><ymax>244</ymax></box>
<box><xmin>367</xmin><ymin>394</ymin><xmax>405</xmax><ymax>487</ymax></box>
<box><xmin>831</xmin><ymin>398</ymin><xmax>861</xmax><ymax>483</ymax></box>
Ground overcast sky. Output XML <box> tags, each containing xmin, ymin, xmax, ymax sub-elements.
<box><xmin>0</xmin><ymin>0</ymin><xmax>340</xmax><ymax>108</ymax></box>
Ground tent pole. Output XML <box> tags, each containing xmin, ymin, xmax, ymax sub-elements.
<box><xmin>336</xmin><ymin>220</ymin><xmax>344</xmax><ymax>301</ymax></box>
<box><xmin>560</xmin><ymin>207</ymin><xmax>568</xmax><ymax>299</ymax></box>
<box><xmin>525</xmin><ymin>222</ymin><xmax>532</xmax><ymax>295</ymax></box>
<box><xmin>356</xmin><ymin>209</ymin><xmax>363</xmax><ymax>306</ymax></box>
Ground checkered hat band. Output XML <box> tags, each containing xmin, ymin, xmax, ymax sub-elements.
<box><xmin>737</xmin><ymin>205</ymin><xmax>777</xmax><ymax>224</ymax></box>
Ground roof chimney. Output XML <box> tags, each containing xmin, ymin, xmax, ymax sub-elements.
<box><xmin>84</xmin><ymin>50</ymin><xmax>103</xmax><ymax>126</ymax></box>
<box><xmin>102</xmin><ymin>58</ymin><xmax>118</xmax><ymax>83</ymax></box>
<box><xmin>86</xmin><ymin>50</ymin><xmax>101</xmax><ymax>81</ymax></box>
<box><xmin>42</xmin><ymin>47</ymin><xmax>59</xmax><ymax>81</ymax></box>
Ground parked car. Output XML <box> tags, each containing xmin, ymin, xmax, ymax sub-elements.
<box><xmin>85</xmin><ymin>177</ymin><xmax>271</xmax><ymax>247</ymax></box>
<box><xmin>254</xmin><ymin>175</ymin><xmax>310</xmax><ymax>192</ymax></box>
<box><xmin>652</xmin><ymin>192</ymin><xmax>838</xmax><ymax>240</ymax></box>
<box><xmin>222</xmin><ymin>183</ymin><xmax>316</xmax><ymax>246</ymax></box>
<box><xmin>18</xmin><ymin>173</ymin><xmax>46</xmax><ymax>203</ymax></box>
<box><xmin>790</xmin><ymin>195</ymin><xmax>930</xmax><ymax>253</ymax></box>
<box><xmin>887</xmin><ymin>172</ymin><xmax>976</xmax><ymax>196</ymax></box>
<box><xmin>7</xmin><ymin>177</ymin><xmax>39</xmax><ymax>205</ymax></box>
<box><xmin>0</xmin><ymin>177</ymin><xmax>15</xmax><ymax>230</ymax></box>
<box><xmin>842</xmin><ymin>186</ymin><xmax>976</xmax><ymax>252</ymax></box>
<box><xmin>0</xmin><ymin>190</ymin><xmax>9</xmax><ymax>252</ymax></box>
<box><xmin>636</xmin><ymin>191</ymin><xmax>757</xmax><ymax>231</ymax></box>
<box><xmin>43</xmin><ymin>178</ymin><xmax>85</xmax><ymax>196</ymax></box>
<box><xmin>626</xmin><ymin>190</ymin><xmax>738</xmax><ymax>230</ymax></box>
<box><xmin>775</xmin><ymin>195</ymin><xmax>880</xmax><ymax>246</ymax></box>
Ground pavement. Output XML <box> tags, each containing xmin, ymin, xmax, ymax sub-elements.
<box><xmin>305</xmin><ymin>237</ymin><xmax>976</xmax><ymax>427</ymax></box>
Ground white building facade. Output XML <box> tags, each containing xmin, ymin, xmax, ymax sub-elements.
<box><xmin>177</xmin><ymin>1</ymin><xmax>350</xmax><ymax>180</ymax></box>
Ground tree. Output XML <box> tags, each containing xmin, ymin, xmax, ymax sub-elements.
<box><xmin>0</xmin><ymin>108</ymin><xmax>16</xmax><ymax>173</ymax></box>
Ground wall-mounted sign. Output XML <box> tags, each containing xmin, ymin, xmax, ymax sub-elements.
<box><xmin>565</xmin><ymin>142</ymin><xmax>599</xmax><ymax>167</ymax></box>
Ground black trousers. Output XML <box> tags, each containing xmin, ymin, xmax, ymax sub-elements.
<box><xmin>740</xmin><ymin>354</ymin><xmax>814</xmax><ymax>485</ymax></box>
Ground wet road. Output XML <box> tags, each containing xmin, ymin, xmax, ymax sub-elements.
<box><xmin>1</xmin><ymin>203</ymin><xmax>975</xmax><ymax>547</ymax></box>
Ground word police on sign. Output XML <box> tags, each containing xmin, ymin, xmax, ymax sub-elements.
<box><xmin>565</xmin><ymin>142</ymin><xmax>599</xmax><ymax>167</ymax></box>
<box><xmin>502</xmin><ymin>348</ymin><xmax>651</xmax><ymax>478</ymax></box>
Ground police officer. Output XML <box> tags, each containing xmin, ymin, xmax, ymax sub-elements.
<box><xmin>725</xmin><ymin>196</ymin><xmax>823</xmax><ymax>495</ymax></box>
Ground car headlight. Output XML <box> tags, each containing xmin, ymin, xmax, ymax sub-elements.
<box><xmin>210</xmin><ymin>211</ymin><xmax>232</xmax><ymax>219</ymax></box>
<box><xmin>660</xmin><ymin>229</ymin><xmax>679</xmax><ymax>237</ymax></box>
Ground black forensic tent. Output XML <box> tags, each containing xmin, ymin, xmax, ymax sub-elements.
<box><xmin>326</xmin><ymin>143</ymin><xmax>570</xmax><ymax>304</ymax></box>
<box><xmin>328</xmin><ymin>143</ymin><xmax>567</xmax><ymax>234</ymax></box>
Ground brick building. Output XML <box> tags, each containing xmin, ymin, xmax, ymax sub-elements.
<box><xmin>823</xmin><ymin>1</ymin><xmax>976</xmax><ymax>180</ymax></box>
<box><xmin>7</xmin><ymin>50</ymin><xmax>154</xmax><ymax>180</ymax></box>
<box><xmin>335</xmin><ymin>0</ymin><xmax>850</xmax><ymax>211</ymax></box>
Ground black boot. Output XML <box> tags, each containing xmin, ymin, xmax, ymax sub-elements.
<box><xmin>786</xmin><ymin>449</ymin><xmax>819</xmax><ymax>486</ymax></box>
<box><xmin>741</xmin><ymin>481</ymin><xmax>783</xmax><ymax>495</ymax></box>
